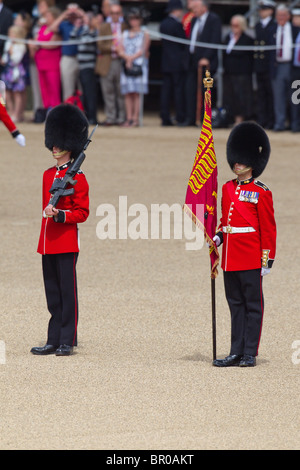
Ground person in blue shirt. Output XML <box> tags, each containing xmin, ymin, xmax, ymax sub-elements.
<box><xmin>48</xmin><ymin>3</ymin><xmax>83</xmax><ymax>100</ymax></box>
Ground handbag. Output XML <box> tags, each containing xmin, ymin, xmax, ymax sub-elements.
<box><xmin>123</xmin><ymin>61</ymin><xmax>143</xmax><ymax>77</ymax></box>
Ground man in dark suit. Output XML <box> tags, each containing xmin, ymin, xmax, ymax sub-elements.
<box><xmin>270</xmin><ymin>4</ymin><xmax>299</xmax><ymax>131</ymax></box>
<box><xmin>254</xmin><ymin>0</ymin><xmax>277</xmax><ymax>129</ymax></box>
<box><xmin>185</xmin><ymin>0</ymin><xmax>221</xmax><ymax>126</ymax></box>
<box><xmin>0</xmin><ymin>0</ymin><xmax>13</xmax><ymax>62</ymax></box>
<box><xmin>290</xmin><ymin>8</ymin><xmax>300</xmax><ymax>132</ymax></box>
<box><xmin>254</xmin><ymin>0</ymin><xmax>276</xmax><ymax>129</ymax></box>
<box><xmin>159</xmin><ymin>0</ymin><xmax>188</xmax><ymax>126</ymax></box>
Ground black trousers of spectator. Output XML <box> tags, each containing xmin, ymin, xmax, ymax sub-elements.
<box><xmin>290</xmin><ymin>66</ymin><xmax>300</xmax><ymax>132</ymax></box>
<box><xmin>160</xmin><ymin>71</ymin><xmax>186</xmax><ymax>124</ymax></box>
<box><xmin>186</xmin><ymin>62</ymin><xmax>217</xmax><ymax>125</ymax></box>
<box><xmin>185</xmin><ymin>64</ymin><xmax>202</xmax><ymax>125</ymax></box>
<box><xmin>42</xmin><ymin>253</ymin><xmax>79</xmax><ymax>347</ymax></box>
<box><xmin>223</xmin><ymin>269</ymin><xmax>264</xmax><ymax>357</ymax></box>
<box><xmin>256</xmin><ymin>72</ymin><xmax>274</xmax><ymax>129</ymax></box>
<box><xmin>79</xmin><ymin>67</ymin><xmax>98</xmax><ymax>123</ymax></box>
<box><xmin>223</xmin><ymin>74</ymin><xmax>253</xmax><ymax>122</ymax></box>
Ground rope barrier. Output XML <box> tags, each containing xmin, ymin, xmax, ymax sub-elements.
<box><xmin>0</xmin><ymin>28</ymin><xmax>298</xmax><ymax>51</ymax></box>
<box><xmin>148</xmin><ymin>29</ymin><xmax>290</xmax><ymax>51</ymax></box>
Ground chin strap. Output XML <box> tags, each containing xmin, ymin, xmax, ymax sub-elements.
<box><xmin>234</xmin><ymin>166</ymin><xmax>252</xmax><ymax>176</ymax></box>
<box><xmin>52</xmin><ymin>149</ymin><xmax>68</xmax><ymax>157</ymax></box>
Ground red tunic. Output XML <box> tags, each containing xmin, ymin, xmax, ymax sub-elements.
<box><xmin>37</xmin><ymin>162</ymin><xmax>89</xmax><ymax>255</ymax></box>
<box><xmin>218</xmin><ymin>178</ymin><xmax>276</xmax><ymax>272</ymax></box>
<box><xmin>182</xmin><ymin>12</ymin><xmax>195</xmax><ymax>39</ymax></box>
<box><xmin>0</xmin><ymin>102</ymin><xmax>17</xmax><ymax>134</ymax></box>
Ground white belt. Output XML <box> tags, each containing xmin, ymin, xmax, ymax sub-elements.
<box><xmin>223</xmin><ymin>226</ymin><xmax>256</xmax><ymax>234</ymax></box>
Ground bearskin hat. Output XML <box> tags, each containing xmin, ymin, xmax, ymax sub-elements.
<box><xmin>226</xmin><ymin>121</ymin><xmax>270</xmax><ymax>178</ymax></box>
<box><xmin>45</xmin><ymin>104</ymin><xmax>89</xmax><ymax>159</ymax></box>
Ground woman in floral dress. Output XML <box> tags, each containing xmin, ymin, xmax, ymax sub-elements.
<box><xmin>118</xmin><ymin>9</ymin><xmax>150</xmax><ymax>127</ymax></box>
<box><xmin>1</xmin><ymin>25</ymin><xmax>27</xmax><ymax>122</ymax></box>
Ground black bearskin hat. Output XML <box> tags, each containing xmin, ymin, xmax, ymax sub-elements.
<box><xmin>45</xmin><ymin>104</ymin><xmax>89</xmax><ymax>159</ymax></box>
<box><xmin>226</xmin><ymin>121</ymin><xmax>270</xmax><ymax>178</ymax></box>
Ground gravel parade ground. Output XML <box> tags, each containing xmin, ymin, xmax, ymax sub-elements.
<box><xmin>0</xmin><ymin>113</ymin><xmax>299</xmax><ymax>450</ymax></box>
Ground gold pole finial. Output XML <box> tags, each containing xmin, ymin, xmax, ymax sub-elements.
<box><xmin>203</xmin><ymin>70</ymin><xmax>213</xmax><ymax>107</ymax></box>
<box><xmin>203</xmin><ymin>70</ymin><xmax>213</xmax><ymax>90</ymax></box>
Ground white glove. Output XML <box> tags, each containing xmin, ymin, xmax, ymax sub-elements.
<box><xmin>213</xmin><ymin>235</ymin><xmax>221</xmax><ymax>247</ymax></box>
<box><xmin>15</xmin><ymin>134</ymin><xmax>26</xmax><ymax>146</ymax></box>
<box><xmin>261</xmin><ymin>267</ymin><xmax>270</xmax><ymax>276</ymax></box>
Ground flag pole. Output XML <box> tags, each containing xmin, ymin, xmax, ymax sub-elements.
<box><xmin>184</xmin><ymin>69</ymin><xmax>219</xmax><ymax>364</ymax></box>
<box><xmin>211</xmin><ymin>275</ymin><xmax>217</xmax><ymax>361</ymax></box>
<box><xmin>203</xmin><ymin>70</ymin><xmax>217</xmax><ymax>361</ymax></box>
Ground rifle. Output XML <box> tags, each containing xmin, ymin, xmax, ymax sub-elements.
<box><xmin>49</xmin><ymin>125</ymin><xmax>97</xmax><ymax>208</ymax></box>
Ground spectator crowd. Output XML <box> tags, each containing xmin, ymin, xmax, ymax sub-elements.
<box><xmin>0</xmin><ymin>0</ymin><xmax>300</xmax><ymax>131</ymax></box>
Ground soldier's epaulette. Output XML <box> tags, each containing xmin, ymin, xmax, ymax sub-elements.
<box><xmin>77</xmin><ymin>169</ymin><xmax>84</xmax><ymax>174</ymax></box>
<box><xmin>254</xmin><ymin>180</ymin><xmax>270</xmax><ymax>191</ymax></box>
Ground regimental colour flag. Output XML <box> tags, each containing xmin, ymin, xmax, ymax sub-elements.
<box><xmin>184</xmin><ymin>89</ymin><xmax>219</xmax><ymax>278</ymax></box>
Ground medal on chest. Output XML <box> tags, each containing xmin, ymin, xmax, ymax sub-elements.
<box><xmin>238</xmin><ymin>190</ymin><xmax>259</xmax><ymax>204</ymax></box>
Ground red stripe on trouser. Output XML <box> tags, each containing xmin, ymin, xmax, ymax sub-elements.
<box><xmin>256</xmin><ymin>275</ymin><xmax>264</xmax><ymax>356</ymax></box>
<box><xmin>72</xmin><ymin>253</ymin><xmax>78</xmax><ymax>346</ymax></box>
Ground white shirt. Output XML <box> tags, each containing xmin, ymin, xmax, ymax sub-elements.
<box><xmin>111</xmin><ymin>21</ymin><xmax>122</xmax><ymax>58</ymax></box>
<box><xmin>226</xmin><ymin>32</ymin><xmax>237</xmax><ymax>54</ymax></box>
<box><xmin>260</xmin><ymin>16</ymin><xmax>272</xmax><ymax>28</ymax></box>
<box><xmin>276</xmin><ymin>22</ymin><xmax>293</xmax><ymax>62</ymax></box>
<box><xmin>189</xmin><ymin>12</ymin><xmax>209</xmax><ymax>53</ymax></box>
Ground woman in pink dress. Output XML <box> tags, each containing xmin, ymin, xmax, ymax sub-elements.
<box><xmin>34</xmin><ymin>7</ymin><xmax>62</xmax><ymax>109</ymax></box>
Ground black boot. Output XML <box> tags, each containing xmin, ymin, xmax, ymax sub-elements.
<box><xmin>30</xmin><ymin>344</ymin><xmax>58</xmax><ymax>355</ymax></box>
<box><xmin>239</xmin><ymin>355</ymin><xmax>256</xmax><ymax>367</ymax></box>
<box><xmin>55</xmin><ymin>344</ymin><xmax>73</xmax><ymax>356</ymax></box>
<box><xmin>213</xmin><ymin>354</ymin><xmax>243</xmax><ymax>367</ymax></box>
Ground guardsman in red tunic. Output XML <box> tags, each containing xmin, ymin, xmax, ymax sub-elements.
<box><xmin>213</xmin><ymin>122</ymin><xmax>276</xmax><ymax>367</ymax></box>
<box><xmin>31</xmin><ymin>104</ymin><xmax>89</xmax><ymax>356</ymax></box>
<box><xmin>0</xmin><ymin>101</ymin><xmax>25</xmax><ymax>146</ymax></box>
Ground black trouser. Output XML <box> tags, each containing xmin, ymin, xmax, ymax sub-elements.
<box><xmin>160</xmin><ymin>71</ymin><xmax>186</xmax><ymax>124</ymax></box>
<box><xmin>256</xmin><ymin>72</ymin><xmax>274</xmax><ymax>129</ymax></box>
<box><xmin>223</xmin><ymin>74</ymin><xmax>253</xmax><ymax>121</ymax></box>
<box><xmin>79</xmin><ymin>68</ymin><xmax>98</xmax><ymax>122</ymax></box>
<box><xmin>290</xmin><ymin>67</ymin><xmax>300</xmax><ymax>132</ymax></box>
<box><xmin>185</xmin><ymin>62</ymin><xmax>217</xmax><ymax>125</ymax></box>
<box><xmin>223</xmin><ymin>269</ymin><xmax>264</xmax><ymax>357</ymax></box>
<box><xmin>185</xmin><ymin>64</ymin><xmax>202</xmax><ymax>125</ymax></box>
<box><xmin>42</xmin><ymin>253</ymin><xmax>79</xmax><ymax>347</ymax></box>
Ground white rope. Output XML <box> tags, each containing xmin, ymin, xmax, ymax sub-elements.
<box><xmin>0</xmin><ymin>32</ymin><xmax>112</xmax><ymax>46</ymax></box>
<box><xmin>149</xmin><ymin>29</ymin><xmax>289</xmax><ymax>51</ymax></box>
<box><xmin>0</xmin><ymin>27</ymin><xmax>298</xmax><ymax>51</ymax></box>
